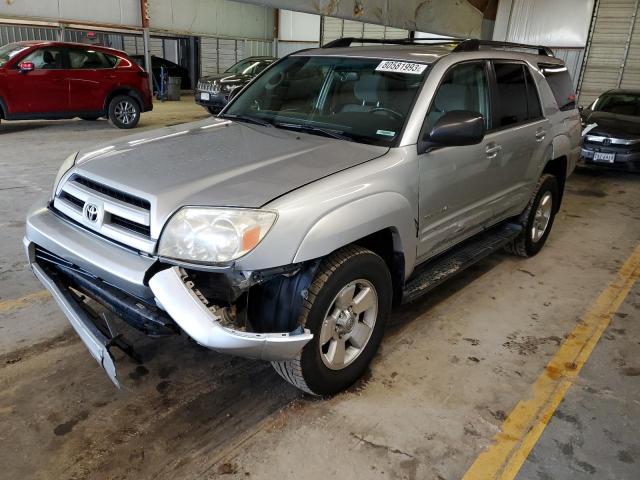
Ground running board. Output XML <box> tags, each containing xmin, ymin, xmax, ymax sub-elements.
<box><xmin>401</xmin><ymin>223</ymin><xmax>523</xmax><ymax>304</ymax></box>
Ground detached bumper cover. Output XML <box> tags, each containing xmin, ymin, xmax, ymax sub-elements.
<box><xmin>25</xmin><ymin>200</ymin><xmax>314</xmax><ymax>386</ymax></box>
<box><xmin>149</xmin><ymin>267</ymin><xmax>313</xmax><ymax>361</ymax></box>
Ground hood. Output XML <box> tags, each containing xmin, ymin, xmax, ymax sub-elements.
<box><xmin>582</xmin><ymin>110</ymin><xmax>640</xmax><ymax>138</ymax></box>
<box><xmin>73</xmin><ymin>118</ymin><xmax>388</xmax><ymax>235</ymax></box>
<box><xmin>200</xmin><ymin>73</ymin><xmax>251</xmax><ymax>85</ymax></box>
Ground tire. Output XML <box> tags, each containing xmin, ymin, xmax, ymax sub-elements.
<box><xmin>108</xmin><ymin>95</ymin><xmax>141</xmax><ymax>129</ymax></box>
<box><xmin>505</xmin><ymin>173</ymin><xmax>559</xmax><ymax>257</ymax></box>
<box><xmin>80</xmin><ymin>116</ymin><xmax>100</xmax><ymax>121</ymax></box>
<box><xmin>272</xmin><ymin>245</ymin><xmax>392</xmax><ymax>396</ymax></box>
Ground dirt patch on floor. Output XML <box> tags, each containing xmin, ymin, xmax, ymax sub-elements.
<box><xmin>503</xmin><ymin>333</ymin><xmax>562</xmax><ymax>356</ymax></box>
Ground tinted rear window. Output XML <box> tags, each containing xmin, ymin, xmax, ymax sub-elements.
<box><xmin>539</xmin><ymin>64</ymin><xmax>575</xmax><ymax>111</ymax></box>
<box><xmin>493</xmin><ymin>63</ymin><xmax>529</xmax><ymax>128</ymax></box>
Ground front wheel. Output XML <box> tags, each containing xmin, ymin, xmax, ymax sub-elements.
<box><xmin>108</xmin><ymin>95</ymin><xmax>141</xmax><ymax>129</ymax></box>
<box><xmin>272</xmin><ymin>246</ymin><xmax>392</xmax><ymax>396</ymax></box>
<box><xmin>505</xmin><ymin>174</ymin><xmax>559</xmax><ymax>257</ymax></box>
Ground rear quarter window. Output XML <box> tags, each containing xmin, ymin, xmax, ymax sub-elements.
<box><xmin>539</xmin><ymin>64</ymin><xmax>576</xmax><ymax>111</ymax></box>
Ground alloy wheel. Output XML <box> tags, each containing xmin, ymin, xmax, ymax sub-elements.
<box><xmin>318</xmin><ymin>279</ymin><xmax>378</xmax><ymax>370</ymax></box>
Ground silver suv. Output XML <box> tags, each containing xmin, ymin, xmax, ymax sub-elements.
<box><xmin>24</xmin><ymin>38</ymin><xmax>581</xmax><ymax>395</ymax></box>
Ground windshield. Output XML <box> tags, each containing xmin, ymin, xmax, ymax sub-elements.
<box><xmin>592</xmin><ymin>93</ymin><xmax>640</xmax><ymax>117</ymax></box>
<box><xmin>0</xmin><ymin>43</ymin><xmax>30</xmax><ymax>67</ymax></box>
<box><xmin>225</xmin><ymin>58</ymin><xmax>271</xmax><ymax>75</ymax></box>
<box><xmin>224</xmin><ymin>56</ymin><xmax>428</xmax><ymax>146</ymax></box>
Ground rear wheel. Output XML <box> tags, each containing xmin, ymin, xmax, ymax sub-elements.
<box><xmin>505</xmin><ymin>174</ymin><xmax>559</xmax><ymax>257</ymax></box>
<box><xmin>272</xmin><ymin>246</ymin><xmax>392</xmax><ymax>396</ymax></box>
<box><xmin>108</xmin><ymin>95</ymin><xmax>140</xmax><ymax>129</ymax></box>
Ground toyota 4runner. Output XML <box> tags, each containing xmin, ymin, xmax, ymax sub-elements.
<box><xmin>24</xmin><ymin>38</ymin><xmax>581</xmax><ymax>395</ymax></box>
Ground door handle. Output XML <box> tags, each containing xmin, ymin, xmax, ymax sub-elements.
<box><xmin>535</xmin><ymin>130</ymin><xmax>546</xmax><ymax>142</ymax></box>
<box><xmin>485</xmin><ymin>144</ymin><xmax>502</xmax><ymax>158</ymax></box>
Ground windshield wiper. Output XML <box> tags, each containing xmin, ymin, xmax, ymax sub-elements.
<box><xmin>220</xmin><ymin>113</ymin><xmax>273</xmax><ymax>128</ymax></box>
<box><xmin>274</xmin><ymin>122</ymin><xmax>352</xmax><ymax>142</ymax></box>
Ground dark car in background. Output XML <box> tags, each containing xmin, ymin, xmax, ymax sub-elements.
<box><xmin>0</xmin><ymin>41</ymin><xmax>153</xmax><ymax>129</ymax></box>
<box><xmin>131</xmin><ymin>54</ymin><xmax>191</xmax><ymax>91</ymax></box>
<box><xmin>580</xmin><ymin>89</ymin><xmax>640</xmax><ymax>172</ymax></box>
<box><xmin>195</xmin><ymin>56</ymin><xmax>275</xmax><ymax>114</ymax></box>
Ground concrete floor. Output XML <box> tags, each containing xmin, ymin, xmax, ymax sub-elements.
<box><xmin>0</xmin><ymin>99</ymin><xmax>639</xmax><ymax>480</ymax></box>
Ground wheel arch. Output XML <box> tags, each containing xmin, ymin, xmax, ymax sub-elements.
<box><xmin>542</xmin><ymin>154</ymin><xmax>567</xmax><ymax>212</ymax></box>
<box><xmin>0</xmin><ymin>96</ymin><xmax>6</xmax><ymax>118</ymax></box>
<box><xmin>103</xmin><ymin>87</ymin><xmax>143</xmax><ymax>113</ymax></box>
<box><xmin>291</xmin><ymin>192</ymin><xmax>415</xmax><ymax>305</ymax></box>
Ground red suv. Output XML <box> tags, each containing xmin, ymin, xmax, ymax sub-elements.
<box><xmin>0</xmin><ymin>41</ymin><xmax>153</xmax><ymax>129</ymax></box>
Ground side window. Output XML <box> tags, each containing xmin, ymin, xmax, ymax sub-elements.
<box><xmin>523</xmin><ymin>66</ymin><xmax>543</xmax><ymax>119</ymax></box>
<box><xmin>425</xmin><ymin>62</ymin><xmax>491</xmax><ymax>133</ymax></box>
<box><xmin>538</xmin><ymin>64</ymin><xmax>576</xmax><ymax>111</ymax></box>
<box><xmin>21</xmin><ymin>48</ymin><xmax>62</xmax><ymax>69</ymax></box>
<box><xmin>493</xmin><ymin>62</ymin><xmax>529</xmax><ymax>128</ymax></box>
<box><xmin>67</xmin><ymin>49</ymin><xmax>115</xmax><ymax>69</ymax></box>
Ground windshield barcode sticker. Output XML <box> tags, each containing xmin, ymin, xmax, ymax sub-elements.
<box><xmin>375</xmin><ymin>60</ymin><xmax>427</xmax><ymax>75</ymax></box>
<box><xmin>376</xmin><ymin>129</ymin><xmax>396</xmax><ymax>137</ymax></box>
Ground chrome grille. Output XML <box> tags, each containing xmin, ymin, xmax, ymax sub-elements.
<box><xmin>53</xmin><ymin>175</ymin><xmax>155</xmax><ymax>253</ymax></box>
<box><xmin>197</xmin><ymin>80</ymin><xmax>220</xmax><ymax>94</ymax></box>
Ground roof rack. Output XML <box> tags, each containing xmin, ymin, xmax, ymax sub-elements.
<box><xmin>322</xmin><ymin>37</ymin><xmax>555</xmax><ymax>57</ymax></box>
<box><xmin>452</xmin><ymin>39</ymin><xmax>554</xmax><ymax>57</ymax></box>
<box><xmin>321</xmin><ymin>37</ymin><xmax>464</xmax><ymax>49</ymax></box>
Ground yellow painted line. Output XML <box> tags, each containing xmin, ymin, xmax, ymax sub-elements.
<box><xmin>0</xmin><ymin>290</ymin><xmax>50</xmax><ymax>313</ymax></box>
<box><xmin>463</xmin><ymin>243</ymin><xmax>640</xmax><ymax>480</ymax></box>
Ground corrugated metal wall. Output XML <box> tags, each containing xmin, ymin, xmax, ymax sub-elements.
<box><xmin>1</xmin><ymin>23</ymin><xmax>126</xmax><ymax>50</ymax></box>
<box><xmin>578</xmin><ymin>0</ymin><xmax>640</xmax><ymax>106</ymax></box>
<box><xmin>200</xmin><ymin>38</ymin><xmax>273</xmax><ymax>77</ymax></box>
<box><xmin>321</xmin><ymin>16</ymin><xmax>409</xmax><ymax>45</ymax></box>
<box><xmin>0</xmin><ymin>23</ymin><xmax>59</xmax><ymax>43</ymax></box>
<box><xmin>551</xmin><ymin>48</ymin><xmax>586</xmax><ymax>90</ymax></box>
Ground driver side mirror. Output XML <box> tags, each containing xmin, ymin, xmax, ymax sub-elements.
<box><xmin>418</xmin><ymin>110</ymin><xmax>486</xmax><ymax>154</ymax></box>
<box><xmin>18</xmin><ymin>61</ymin><xmax>35</xmax><ymax>74</ymax></box>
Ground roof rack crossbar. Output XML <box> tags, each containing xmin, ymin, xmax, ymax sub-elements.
<box><xmin>321</xmin><ymin>37</ymin><xmax>464</xmax><ymax>49</ymax></box>
<box><xmin>452</xmin><ymin>39</ymin><xmax>554</xmax><ymax>57</ymax></box>
<box><xmin>322</xmin><ymin>37</ymin><xmax>555</xmax><ymax>58</ymax></box>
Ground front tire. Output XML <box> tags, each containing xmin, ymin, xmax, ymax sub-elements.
<box><xmin>272</xmin><ymin>246</ymin><xmax>392</xmax><ymax>396</ymax></box>
<box><xmin>505</xmin><ymin>174</ymin><xmax>559</xmax><ymax>257</ymax></box>
<box><xmin>108</xmin><ymin>95</ymin><xmax>140</xmax><ymax>129</ymax></box>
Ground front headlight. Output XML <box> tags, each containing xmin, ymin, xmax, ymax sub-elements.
<box><xmin>158</xmin><ymin>207</ymin><xmax>277</xmax><ymax>264</ymax></box>
<box><xmin>52</xmin><ymin>152</ymin><xmax>77</xmax><ymax>199</ymax></box>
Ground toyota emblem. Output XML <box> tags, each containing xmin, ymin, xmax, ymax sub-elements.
<box><xmin>83</xmin><ymin>203</ymin><xmax>99</xmax><ymax>223</ymax></box>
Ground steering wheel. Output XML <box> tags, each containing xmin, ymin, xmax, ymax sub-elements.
<box><xmin>370</xmin><ymin>107</ymin><xmax>403</xmax><ymax>120</ymax></box>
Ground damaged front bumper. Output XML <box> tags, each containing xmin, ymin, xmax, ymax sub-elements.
<box><xmin>24</xmin><ymin>206</ymin><xmax>313</xmax><ymax>386</ymax></box>
<box><xmin>149</xmin><ymin>267</ymin><xmax>313</xmax><ymax>361</ymax></box>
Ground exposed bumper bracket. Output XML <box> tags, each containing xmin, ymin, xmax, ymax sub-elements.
<box><xmin>149</xmin><ymin>267</ymin><xmax>313</xmax><ymax>361</ymax></box>
<box><xmin>31</xmin><ymin>262</ymin><xmax>120</xmax><ymax>387</ymax></box>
